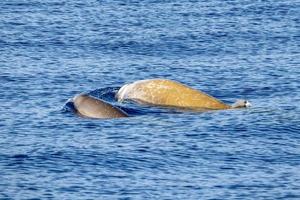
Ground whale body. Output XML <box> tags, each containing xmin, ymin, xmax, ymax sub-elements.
<box><xmin>117</xmin><ymin>79</ymin><xmax>250</xmax><ymax>110</ymax></box>
<box><xmin>73</xmin><ymin>94</ymin><xmax>128</xmax><ymax>119</ymax></box>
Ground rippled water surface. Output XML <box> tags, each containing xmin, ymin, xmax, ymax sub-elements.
<box><xmin>1</xmin><ymin>0</ymin><xmax>300</xmax><ymax>199</ymax></box>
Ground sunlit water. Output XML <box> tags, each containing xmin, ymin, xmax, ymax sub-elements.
<box><xmin>1</xmin><ymin>0</ymin><xmax>300</xmax><ymax>199</ymax></box>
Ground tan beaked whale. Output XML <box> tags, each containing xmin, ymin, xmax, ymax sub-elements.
<box><xmin>116</xmin><ymin>79</ymin><xmax>251</xmax><ymax>110</ymax></box>
<box><xmin>72</xmin><ymin>94</ymin><xmax>128</xmax><ymax>119</ymax></box>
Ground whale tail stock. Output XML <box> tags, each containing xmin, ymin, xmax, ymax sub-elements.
<box><xmin>231</xmin><ymin>99</ymin><xmax>251</xmax><ymax>109</ymax></box>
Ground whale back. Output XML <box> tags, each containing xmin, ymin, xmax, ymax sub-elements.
<box><xmin>73</xmin><ymin>94</ymin><xmax>128</xmax><ymax>119</ymax></box>
<box><xmin>117</xmin><ymin>79</ymin><xmax>230</xmax><ymax>110</ymax></box>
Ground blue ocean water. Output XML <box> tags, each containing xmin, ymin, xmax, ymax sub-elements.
<box><xmin>1</xmin><ymin>0</ymin><xmax>300</xmax><ymax>199</ymax></box>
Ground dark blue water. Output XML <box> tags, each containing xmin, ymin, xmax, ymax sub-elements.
<box><xmin>1</xmin><ymin>0</ymin><xmax>300</xmax><ymax>199</ymax></box>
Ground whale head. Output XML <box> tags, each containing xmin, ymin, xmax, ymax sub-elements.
<box><xmin>116</xmin><ymin>84</ymin><xmax>130</xmax><ymax>102</ymax></box>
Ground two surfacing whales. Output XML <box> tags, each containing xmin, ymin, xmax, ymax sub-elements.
<box><xmin>116</xmin><ymin>79</ymin><xmax>251</xmax><ymax>110</ymax></box>
<box><xmin>72</xmin><ymin>94</ymin><xmax>128</xmax><ymax>119</ymax></box>
<box><xmin>72</xmin><ymin>79</ymin><xmax>250</xmax><ymax>119</ymax></box>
